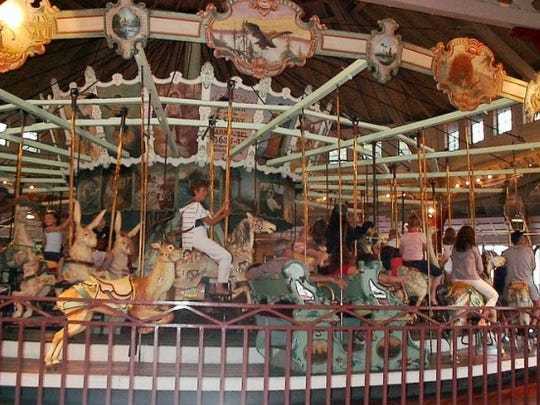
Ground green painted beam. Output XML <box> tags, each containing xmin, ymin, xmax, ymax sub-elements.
<box><xmin>0</xmin><ymin>88</ymin><xmax>128</xmax><ymax>157</ymax></box>
<box><xmin>0</xmin><ymin>177</ymin><xmax>66</xmax><ymax>184</ymax></box>
<box><xmin>267</xmin><ymin>98</ymin><xmax>517</xmax><ymax>166</ymax></box>
<box><xmin>231</xmin><ymin>59</ymin><xmax>369</xmax><ymax>157</ymax></box>
<box><xmin>0</xmin><ymin>152</ymin><xmax>69</xmax><ymax>168</ymax></box>
<box><xmin>307</xmin><ymin>183</ymin><xmax>504</xmax><ymax>194</ymax></box>
<box><xmin>0</xmin><ymin>132</ymin><xmax>91</xmax><ymax>162</ymax></box>
<box><xmin>0</xmin><ymin>166</ymin><xmax>66</xmax><ymax>176</ymax></box>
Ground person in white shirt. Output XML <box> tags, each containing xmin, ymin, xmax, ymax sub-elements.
<box><xmin>179</xmin><ymin>179</ymin><xmax>231</xmax><ymax>295</ymax></box>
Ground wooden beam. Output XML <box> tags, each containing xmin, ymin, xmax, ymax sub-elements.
<box><xmin>473</xmin><ymin>25</ymin><xmax>537</xmax><ymax>81</ymax></box>
<box><xmin>0</xmin><ymin>89</ymin><xmax>127</xmax><ymax>157</ymax></box>
<box><xmin>231</xmin><ymin>59</ymin><xmax>369</xmax><ymax>157</ymax></box>
<box><xmin>0</xmin><ymin>166</ymin><xmax>66</xmax><ymax>176</ymax></box>
<box><xmin>307</xmin><ymin>183</ymin><xmax>503</xmax><ymax>194</ymax></box>
<box><xmin>307</xmin><ymin>192</ymin><xmax>433</xmax><ymax>205</ymax></box>
<box><xmin>0</xmin><ymin>177</ymin><xmax>66</xmax><ymax>184</ymax></box>
<box><xmin>357</xmin><ymin>0</ymin><xmax>540</xmax><ymax>30</ymax></box>
<box><xmin>0</xmin><ymin>152</ymin><xmax>69</xmax><ymax>168</ymax></box>
<box><xmin>134</xmin><ymin>45</ymin><xmax>178</xmax><ymax>156</ymax></box>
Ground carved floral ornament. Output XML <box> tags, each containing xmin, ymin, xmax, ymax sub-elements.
<box><xmin>0</xmin><ymin>0</ymin><xmax>58</xmax><ymax>73</ymax></box>
<box><xmin>431</xmin><ymin>38</ymin><xmax>506</xmax><ymax>111</ymax></box>
<box><xmin>524</xmin><ymin>74</ymin><xmax>540</xmax><ymax>121</ymax></box>
<box><xmin>199</xmin><ymin>0</ymin><xmax>326</xmax><ymax>79</ymax></box>
<box><xmin>366</xmin><ymin>18</ymin><xmax>403</xmax><ymax>84</ymax></box>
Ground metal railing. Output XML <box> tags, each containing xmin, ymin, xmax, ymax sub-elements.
<box><xmin>0</xmin><ymin>295</ymin><xmax>538</xmax><ymax>405</ymax></box>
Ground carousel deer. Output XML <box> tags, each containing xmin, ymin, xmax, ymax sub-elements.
<box><xmin>61</xmin><ymin>201</ymin><xmax>106</xmax><ymax>283</ymax></box>
<box><xmin>45</xmin><ymin>242</ymin><xmax>182</xmax><ymax>366</ymax></box>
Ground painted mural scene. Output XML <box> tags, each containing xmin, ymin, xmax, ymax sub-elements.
<box><xmin>0</xmin><ymin>0</ymin><xmax>540</xmax><ymax>404</ymax></box>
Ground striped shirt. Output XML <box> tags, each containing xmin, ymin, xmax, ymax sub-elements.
<box><xmin>179</xmin><ymin>202</ymin><xmax>209</xmax><ymax>250</ymax></box>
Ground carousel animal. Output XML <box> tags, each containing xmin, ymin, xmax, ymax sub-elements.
<box><xmin>61</xmin><ymin>201</ymin><xmax>106</xmax><ymax>283</ymax></box>
<box><xmin>10</xmin><ymin>211</ymin><xmax>56</xmax><ymax>318</ymax></box>
<box><xmin>174</xmin><ymin>212</ymin><xmax>276</xmax><ymax>302</ymax></box>
<box><xmin>102</xmin><ymin>213</ymin><xmax>140</xmax><ymax>279</ymax></box>
<box><xmin>45</xmin><ymin>242</ymin><xmax>182</xmax><ymax>366</ymax></box>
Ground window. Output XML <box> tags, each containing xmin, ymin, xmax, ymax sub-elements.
<box><xmin>22</xmin><ymin>132</ymin><xmax>39</xmax><ymax>153</ymax></box>
<box><xmin>398</xmin><ymin>139</ymin><xmax>411</xmax><ymax>155</ymax></box>
<box><xmin>496</xmin><ymin>108</ymin><xmax>512</xmax><ymax>134</ymax></box>
<box><xmin>471</xmin><ymin>118</ymin><xmax>484</xmax><ymax>143</ymax></box>
<box><xmin>534</xmin><ymin>111</ymin><xmax>540</xmax><ymax>122</ymax></box>
<box><xmin>0</xmin><ymin>123</ymin><xmax>6</xmax><ymax>147</ymax></box>
<box><xmin>448</xmin><ymin>128</ymin><xmax>459</xmax><ymax>151</ymax></box>
<box><xmin>328</xmin><ymin>147</ymin><xmax>347</xmax><ymax>164</ymax></box>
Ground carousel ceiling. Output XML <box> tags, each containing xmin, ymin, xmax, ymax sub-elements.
<box><xmin>0</xmin><ymin>0</ymin><xmax>539</xmax><ymax>219</ymax></box>
<box><xmin>1</xmin><ymin>0</ymin><xmax>538</xmax><ymax>126</ymax></box>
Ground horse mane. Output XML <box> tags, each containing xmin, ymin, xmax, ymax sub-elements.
<box><xmin>230</xmin><ymin>218</ymin><xmax>251</xmax><ymax>247</ymax></box>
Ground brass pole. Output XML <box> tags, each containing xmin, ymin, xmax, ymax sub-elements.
<box><xmin>208</xmin><ymin>117</ymin><xmax>216</xmax><ymax>240</ymax></box>
<box><xmin>464</xmin><ymin>125</ymin><xmax>476</xmax><ymax>227</ymax></box>
<box><xmin>352</xmin><ymin>120</ymin><xmax>359</xmax><ymax>257</ymax></box>
<box><xmin>416</xmin><ymin>131</ymin><xmax>431</xmax><ymax>308</ymax></box>
<box><xmin>223</xmin><ymin>80</ymin><xmax>235</xmax><ymax>243</ymax></box>
<box><xmin>68</xmin><ymin>89</ymin><xmax>79</xmax><ymax>248</ymax></box>
<box><xmin>10</xmin><ymin>111</ymin><xmax>26</xmax><ymax>241</ymax></box>
<box><xmin>137</xmin><ymin>82</ymin><xmax>150</xmax><ymax>276</ymax></box>
<box><xmin>446</xmin><ymin>159</ymin><xmax>452</xmax><ymax>227</ymax></box>
<box><xmin>108</xmin><ymin>108</ymin><xmax>127</xmax><ymax>251</ymax></box>
<box><xmin>336</xmin><ymin>89</ymin><xmax>344</xmax><ymax>306</ymax></box>
<box><xmin>300</xmin><ymin>113</ymin><xmax>309</xmax><ymax>260</ymax></box>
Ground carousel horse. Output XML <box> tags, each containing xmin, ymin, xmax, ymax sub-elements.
<box><xmin>45</xmin><ymin>243</ymin><xmax>182</xmax><ymax>366</ymax></box>
<box><xmin>174</xmin><ymin>212</ymin><xmax>276</xmax><ymax>302</ymax></box>
<box><xmin>61</xmin><ymin>201</ymin><xmax>107</xmax><ymax>283</ymax></box>
<box><xmin>10</xmin><ymin>210</ymin><xmax>56</xmax><ymax>318</ymax></box>
<box><xmin>249</xmin><ymin>259</ymin><xmax>424</xmax><ymax>373</ymax></box>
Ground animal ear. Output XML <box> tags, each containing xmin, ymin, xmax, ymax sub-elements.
<box><xmin>151</xmin><ymin>242</ymin><xmax>161</xmax><ymax>250</ymax></box>
<box><xmin>88</xmin><ymin>210</ymin><xmax>106</xmax><ymax>230</ymax></box>
<box><xmin>73</xmin><ymin>200</ymin><xmax>81</xmax><ymax>226</ymax></box>
<box><xmin>114</xmin><ymin>212</ymin><xmax>122</xmax><ymax>234</ymax></box>
<box><xmin>127</xmin><ymin>223</ymin><xmax>141</xmax><ymax>238</ymax></box>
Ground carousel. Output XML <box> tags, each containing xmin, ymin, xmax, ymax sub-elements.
<box><xmin>0</xmin><ymin>0</ymin><xmax>540</xmax><ymax>403</ymax></box>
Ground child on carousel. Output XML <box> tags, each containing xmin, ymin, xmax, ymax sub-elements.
<box><xmin>179</xmin><ymin>178</ymin><xmax>232</xmax><ymax>295</ymax></box>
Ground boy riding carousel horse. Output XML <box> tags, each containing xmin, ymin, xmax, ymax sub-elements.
<box><xmin>179</xmin><ymin>179</ymin><xmax>232</xmax><ymax>295</ymax></box>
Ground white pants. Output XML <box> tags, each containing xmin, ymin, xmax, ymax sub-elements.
<box><xmin>462</xmin><ymin>278</ymin><xmax>499</xmax><ymax>307</ymax></box>
<box><xmin>191</xmin><ymin>228</ymin><xmax>232</xmax><ymax>283</ymax></box>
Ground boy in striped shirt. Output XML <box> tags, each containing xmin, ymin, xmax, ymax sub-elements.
<box><xmin>179</xmin><ymin>179</ymin><xmax>232</xmax><ymax>295</ymax></box>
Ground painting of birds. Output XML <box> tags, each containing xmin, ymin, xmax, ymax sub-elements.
<box><xmin>242</xmin><ymin>21</ymin><xmax>292</xmax><ymax>49</ymax></box>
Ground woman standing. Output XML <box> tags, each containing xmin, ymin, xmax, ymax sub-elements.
<box><xmin>451</xmin><ymin>225</ymin><xmax>499</xmax><ymax>317</ymax></box>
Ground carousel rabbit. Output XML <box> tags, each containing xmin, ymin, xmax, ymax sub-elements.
<box><xmin>102</xmin><ymin>213</ymin><xmax>140</xmax><ymax>279</ymax></box>
<box><xmin>61</xmin><ymin>201</ymin><xmax>106</xmax><ymax>283</ymax></box>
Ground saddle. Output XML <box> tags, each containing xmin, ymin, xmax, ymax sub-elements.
<box><xmin>449</xmin><ymin>281</ymin><xmax>475</xmax><ymax>297</ymax></box>
<box><xmin>508</xmin><ymin>281</ymin><xmax>529</xmax><ymax>292</ymax></box>
<box><xmin>78</xmin><ymin>276</ymin><xmax>135</xmax><ymax>303</ymax></box>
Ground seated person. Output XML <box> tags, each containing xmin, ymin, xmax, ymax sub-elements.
<box><xmin>503</xmin><ymin>230</ymin><xmax>539</xmax><ymax>307</ymax></box>
<box><xmin>400</xmin><ymin>213</ymin><xmax>442</xmax><ymax>304</ymax></box>
<box><xmin>375</xmin><ymin>242</ymin><xmax>406</xmax><ymax>292</ymax></box>
<box><xmin>292</xmin><ymin>218</ymin><xmax>329</xmax><ymax>270</ymax></box>
<box><xmin>179</xmin><ymin>179</ymin><xmax>231</xmax><ymax>295</ymax></box>
<box><xmin>386</xmin><ymin>228</ymin><xmax>399</xmax><ymax>248</ymax></box>
<box><xmin>452</xmin><ymin>226</ymin><xmax>498</xmax><ymax>321</ymax></box>
<box><xmin>43</xmin><ymin>210</ymin><xmax>70</xmax><ymax>266</ymax></box>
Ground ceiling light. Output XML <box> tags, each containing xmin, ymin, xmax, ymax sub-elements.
<box><xmin>465</xmin><ymin>181</ymin><xmax>470</xmax><ymax>186</ymax></box>
<box><xmin>488</xmin><ymin>174</ymin><xmax>493</xmax><ymax>179</ymax></box>
<box><xmin>25</xmin><ymin>213</ymin><xmax>35</xmax><ymax>220</ymax></box>
<box><xmin>476</xmin><ymin>178</ymin><xmax>481</xmax><ymax>183</ymax></box>
<box><xmin>29</xmin><ymin>185</ymin><xmax>35</xmax><ymax>190</ymax></box>
<box><xmin>0</xmin><ymin>0</ymin><xmax>25</xmax><ymax>30</ymax></box>
<box><xmin>455</xmin><ymin>183</ymin><xmax>460</xmax><ymax>188</ymax></box>
<box><xmin>385</xmin><ymin>193</ymin><xmax>390</xmax><ymax>198</ymax></box>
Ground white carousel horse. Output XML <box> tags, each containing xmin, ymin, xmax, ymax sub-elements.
<box><xmin>61</xmin><ymin>201</ymin><xmax>106</xmax><ymax>283</ymax></box>
<box><xmin>174</xmin><ymin>212</ymin><xmax>276</xmax><ymax>302</ymax></box>
<box><xmin>45</xmin><ymin>243</ymin><xmax>182</xmax><ymax>366</ymax></box>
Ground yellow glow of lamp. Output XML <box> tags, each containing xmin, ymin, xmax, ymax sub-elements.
<box><xmin>0</xmin><ymin>0</ymin><xmax>58</xmax><ymax>73</ymax></box>
<box><xmin>0</xmin><ymin>0</ymin><xmax>25</xmax><ymax>29</ymax></box>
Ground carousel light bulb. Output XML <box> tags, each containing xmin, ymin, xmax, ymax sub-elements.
<box><xmin>385</xmin><ymin>193</ymin><xmax>390</xmax><ymax>198</ymax></box>
<box><xmin>2</xmin><ymin>180</ymin><xmax>7</xmax><ymax>185</ymax></box>
<box><xmin>25</xmin><ymin>213</ymin><xmax>35</xmax><ymax>220</ymax></box>
<box><xmin>0</xmin><ymin>0</ymin><xmax>25</xmax><ymax>30</ymax></box>
<box><xmin>427</xmin><ymin>207</ymin><xmax>435</xmax><ymax>214</ymax></box>
<box><xmin>488</xmin><ymin>174</ymin><xmax>493</xmax><ymax>179</ymax></box>
<box><xmin>455</xmin><ymin>183</ymin><xmax>460</xmax><ymax>188</ymax></box>
<box><xmin>29</xmin><ymin>185</ymin><xmax>35</xmax><ymax>190</ymax></box>
<box><xmin>476</xmin><ymin>178</ymin><xmax>481</xmax><ymax>183</ymax></box>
